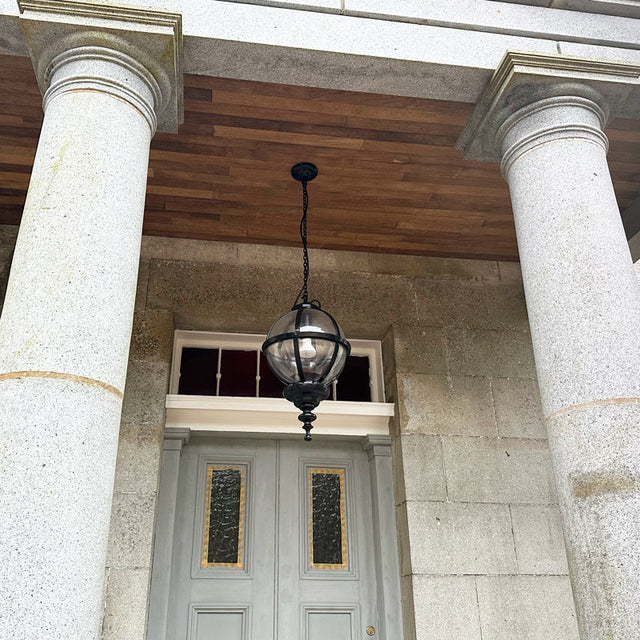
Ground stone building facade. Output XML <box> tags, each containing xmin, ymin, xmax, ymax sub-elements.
<box><xmin>0</xmin><ymin>2</ymin><xmax>639</xmax><ymax>640</ymax></box>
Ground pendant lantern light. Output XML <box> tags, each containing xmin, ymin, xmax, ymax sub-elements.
<box><xmin>262</xmin><ymin>163</ymin><xmax>351</xmax><ymax>440</ymax></box>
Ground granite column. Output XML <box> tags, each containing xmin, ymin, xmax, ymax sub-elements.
<box><xmin>0</xmin><ymin>4</ymin><xmax>181</xmax><ymax>639</ymax></box>
<box><xmin>459</xmin><ymin>53</ymin><xmax>640</xmax><ymax>639</ymax></box>
<box><xmin>498</xmin><ymin>93</ymin><xmax>640</xmax><ymax>638</ymax></box>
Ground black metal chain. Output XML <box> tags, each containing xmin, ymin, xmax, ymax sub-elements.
<box><xmin>293</xmin><ymin>180</ymin><xmax>310</xmax><ymax>307</ymax></box>
<box><xmin>300</xmin><ymin>180</ymin><xmax>309</xmax><ymax>304</ymax></box>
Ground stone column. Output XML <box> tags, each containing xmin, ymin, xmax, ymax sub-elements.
<box><xmin>459</xmin><ymin>52</ymin><xmax>640</xmax><ymax>639</ymax></box>
<box><xmin>0</xmin><ymin>3</ymin><xmax>181</xmax><ymax>640</ymax></box>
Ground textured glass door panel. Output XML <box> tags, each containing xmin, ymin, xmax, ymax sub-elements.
<box><xmin>308</xmin><ymin>468</ymin><xmax>347</xmax><ymax>569</ymax></box>
<box><xmin>202</xmin><ymin>465</ymin><xmax>246</xmax><ymax>568</ymax></box>
<box><xmin>306</xmin><ymin>611</ymin><xmax>353</xmax><ymax>640</ymax></box>
<box><xmin>193</xmin><ymin>611</ymin><xmax>244</xmax><ymax>640</ymax></box>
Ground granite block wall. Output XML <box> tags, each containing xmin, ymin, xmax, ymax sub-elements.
<box><xmin>0</xmin><ymin>227</ymin><xmax>579</xmax><ymax>640</ymax></box>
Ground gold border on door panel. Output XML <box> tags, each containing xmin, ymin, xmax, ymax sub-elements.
<box><xmin>307</xmin><ymin>467</ymin><xmax>348</xmax><ymax>570</ymax></box>
<box><xmin>202</xmin><ymin>464</ymin><xmax>247</xmax><ymax>569</ymax></box>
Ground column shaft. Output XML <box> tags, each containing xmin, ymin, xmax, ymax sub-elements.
<box><xmin>0</xmin><ymin>49</ymin><xmax>155</xmax><ymax>640</ymax></box>
<box><xmin>501</xmin><ymin>96</ymin><xmax>640</xmax><ymax>639</ymax></box>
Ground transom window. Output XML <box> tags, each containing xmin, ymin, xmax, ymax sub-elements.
<box><xmin>170</xmin><ymin>331</ymin><xmax>384</xmax><ymax>403</ymax></box>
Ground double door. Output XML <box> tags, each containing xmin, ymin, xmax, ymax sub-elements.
<box><xmin>150</xmin><ymin>435</ymin><xmax>400</xmax><ymax>640</ymax></box>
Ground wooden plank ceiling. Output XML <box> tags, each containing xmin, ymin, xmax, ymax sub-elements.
<box><xmin>0</xmin><ymin>54</ymin><xmax>639</xmax><ymax>261</ymax></box>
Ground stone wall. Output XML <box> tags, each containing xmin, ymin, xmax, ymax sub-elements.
<box><xmin>0</xmin><ymin>227</ymin><xmax>579</xmax><ymax>640</ymax></box>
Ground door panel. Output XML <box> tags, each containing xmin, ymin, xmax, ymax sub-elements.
<box><xmin>277</xmin><ymin>440</ymin><xmax>378</xmax><ymax>638</ymax></box>
<box><xmin>305</xmin><ymin>608</ymin><xmax>357</xmax><ymax>640</ymax></box>
<box><xmin>189</xmin><ymin>607</ymin><xmax>248</xmax><ymax>640</ymax></box>
<box><xmin>166</xmin><ymin>438</ymin><xmax>276</xmax><ymax>640</ymax></box>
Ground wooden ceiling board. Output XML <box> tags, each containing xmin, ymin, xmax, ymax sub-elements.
<box><xmin>0</xmin><ymin>54</ymin><xmax>639</xmax><ymax>261</ymax></box>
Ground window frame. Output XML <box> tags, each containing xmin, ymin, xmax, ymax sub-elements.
<box><xmin>169</xmin><ymin>330</ymin><xmax>385</xmax><ymax>403</ymax></box>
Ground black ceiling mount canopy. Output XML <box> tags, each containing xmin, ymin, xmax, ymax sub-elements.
<box><xmin>262</xmin><ymin>162</ymin><xmax>351</xmax><ymax>441</ymax></box>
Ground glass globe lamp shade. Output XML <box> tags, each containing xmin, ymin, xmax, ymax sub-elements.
<box><xmin>262</xmin><ymin>302</ymin><xmax>351</xmax><ymax>439</ymax></box>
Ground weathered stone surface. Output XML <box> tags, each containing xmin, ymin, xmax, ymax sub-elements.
<box><xmin>405</xmin><ymin>501</ymin><xmax>517</xmax><ymax>574</ymax></box>
<box><xmin>546</xmin><ymin>401</ymin><xmax>640</xmax><ymax>638</ymax></box>
<box><xmin>317</xmin><ymin>270</ymin><xmax>418</xmax><ymax>327</ymax></box>
<box><xmin>147</xmin><ymin>260</ymin><xmax>298</xmax><ymax>326</ymax></box>
<box><xmin>476</xmin><ymin>576</ymin><xmax>579</xmax><ymax>640</ymax></box>
<box><xmin>120</xmin><ymin>361</ymin><xmax>169</xmax><ymax>426</ymax></box>
<box><xmin>400</xmin><ymin>575</ymin><xmax>417</xmax><ymax>640</ymax></box>
<box><xmin>141</xmin><ymin>236</ymin><xmax>238</xmax><ymax>264</ymax></box>
<box><xmin>415</xmin><ymin>279</ymin><xmax>528</xmax><ymax>330</ymax></box>
<box><xmin>511</xmin><ymin>505</ymin><xmax>569</xmax><ymax>575</ymax></box>
<box><xmin>397</xmin><ymin>373</ymin><xmax>496</xmax><ymax>436</ymax></box>
<box><xmin>412</xmin><ymin>575</ymin><xmax>482</xmax><ymax>640</ymax></box>
<box><xmin>497</xmin><ymin>261</ymin><xmax>523</xmax><ymax>285</ymax></box>
<box><xmin>129</xmin><ymin>310</ymin><xmax>174</xmax><ymax>363</ymax></box>
<box><xmin>442</xmin><ymin>436</ymin><xmax>557</xmax><ymax>504</ymax></box>
<box><xmin>492</xmin><ymin>377</ymin><xmax>546</xmax><ymax>439</ymax></box>
<box><xmin>395</xmin><ymin>434</ymin><xmax>447</xmax><ymax>503</ymax></box>
<box><xmin>106</xmin><ymin>492</ymin><xmax>156</xmax><ymax>569</ymax></box>
<box><xmin>101</xmin><ymin>568</ymin><xmax>151</xmax><ymax>640</ymax></box>
<box><xmin>445</xmin><ymin>327</ymin><xmax>536</xmax><ymax>378</ymax></box>
<box><xmin>113</xmin><ymin>423</ymin><xmax>163</xmax><ymax>494</ymax></box>
<box><xmin>0</xmin><ymin>378</ymin><xmax>122</xmax><ymax>640</ymax></box>
<box><xmin>395</xmin><ymin>502</ymin><xmax>413</xmax><ymax>578</ymax></box>
<box><xmin>368</xmin><ymin>253</ymin><xmax>499</xmax><ymax>281</ymax></box>
<box><xmin>390</xmin><ymin>325</ymin><xmax>447</xmax><ymax>375</ymax></box>
<box><xmin>134</xmin><ymin>259</ymin><xmax>149</xmax><ymax>310</ymax></box>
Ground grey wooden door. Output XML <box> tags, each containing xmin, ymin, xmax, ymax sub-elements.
<box><xmin>164</xmin><ymin>436</ymin><xmax>381</xmax><ymax>640</ymax></box>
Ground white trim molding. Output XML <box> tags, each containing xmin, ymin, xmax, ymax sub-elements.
<box><xmin>165</xmin><ymin>395</ymin><xmax>394</xmax><ymax>438</ymax></box>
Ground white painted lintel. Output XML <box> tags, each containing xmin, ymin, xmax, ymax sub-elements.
<box><xmin>165</xmin><ymin>394</ymin><xmax>395</xmax><ymax>438</ymax></box>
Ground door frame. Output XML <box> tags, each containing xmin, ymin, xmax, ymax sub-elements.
<box><xmin>146</xmin><ymin>429</ymin><xmax>403</xmax><ymax>640</ymax></box>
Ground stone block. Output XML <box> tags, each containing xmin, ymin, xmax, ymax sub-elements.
<box><xmin>498</xmin><ymin>261</ymin><xmax>523</xmax><ymax>285</ymax></box>
<box><xmin>400</xmin><ymin>575</ymin><xmax>417</xmax><ymax>640</ymax></box>
<box><xmin>101</xmin><ymin>568</ymin><xmax>151</xmax><ymax>640</ymax></box>
<box><xmin>442</xmin><ymin>436</ymin><xmax>557</xmax><ymax>504</ymax></box>
<box><xmin>415</xmin><ymin>279</ymin><xmax>528</xmax><ymax>330</ymax></box>
<box><xmin>405</xmin><ymin>501</ymin><xmax>516</xmax><ymax>574</ymax></box>
<box><xmin>412</xmin><ymin>575</ymin><xmax>482</xmax><ymax>640</ymax></box>
<box><xmin>120</xmin><ymin>360</ymin><xmax>169</xmax><ymax>426</ymax></box>
<box><xmin>147</xmin><ymin>260</ymin><xmax>298</xmax><ymax>328</ymax></box>
<box><xmin>141</xmin><ymin>236</ymin><xmax>238</xmax><ymax>264</ymax></box>
<box><xmin>395</xmin><ymin>434</ymin><xmax>447</xmax><ymax>503</ymax></box>
<box><xmin>445</xmin><ymin>327</ymin><xmax>536</xmax><ymax>378</ymax></box>
<box><xmin>113</xmin><ymin>423</ymin><xmax>163</xmax><ymax>494</ymax></box>
<box><xmin>397</xmin><ymin>373</ymin><xmax>496</xmax><ymax>436</ymax></box>
<box><xmin>316</xmin><ymin>270</ymin><xmax>419</xmax><ymax>327</ymax></box>
<box><xmin>476</xmin><ymin>576</ymin><xmax>579</xmax><ymax>640</ymax></box>
<box><xmin>381</xmin><ymin>326</ymin><xmax>397</xmax><ymax>382</ymax></box>
<box><xmin>129</xmin><ymin>309</ymin><xmax>174</xmax><ymax>363</ymax></box>
<box><xmin>237</xmin><ymin>242</ymin><xmax>302</xmax><ymax>270</ymax></box>
<box><xmin>395</xmin><ymin>502</ymin><xmax>413</xmax><ymax>577</ymax></box>
<box><xmin>391</xmin><ymin>325</ymin><xmax>447</xmax><ymax>375</ymax></box>
<box><xmin>368</xmin><ymin>253</ymin><xmax>499</xmax><ymax>281</ymax></box>
<box><xmin>106</xmin><ymin>492</ymin><xmax>157</xmax><ymax>569</ymax></box>
<box><xmin>135</xmin><ymin>259</ymin><xmax>149</xmax><ymax>310</ymax></box>
<box><xmin>492</xmin><ymin>377</ymin><xmax>546</xmax><ymax>438</ymax></box>
<box><xmin>510</xmin><ymin>505</ymin><xmax>569</xmax><ymax>575</ymax></box>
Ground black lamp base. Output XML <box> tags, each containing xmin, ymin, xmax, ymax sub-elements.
<box><xmin>283</xmin><ymin>381</ymin><xmax>330</xmax><ymax>440</ymax></box>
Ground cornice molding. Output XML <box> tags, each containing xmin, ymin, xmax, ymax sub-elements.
<box><xmin>17</xmin><ymin>0</ymin><xmax>183</xmax><ymax>133</ymax></box>
<box><xmin>457</xmin><ymin>50</ymin><xmax>640</xmax><ymax>162</ymax></box>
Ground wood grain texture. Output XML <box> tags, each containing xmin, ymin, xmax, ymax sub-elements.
<box><xmin>0</xmin><ymin>54</ymin><xmax>638</xmax><ymax>261</ymax></box>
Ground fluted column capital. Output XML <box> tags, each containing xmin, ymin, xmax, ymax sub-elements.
<box><xmin>17</xmin><ymin>0</ymin><xmax>183</xmax><ymax>133</ymax></box>
<box><xmin>456</xmin><ymin>50</ymin><xmax>640</xmax><ymax>163</ymax></box>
